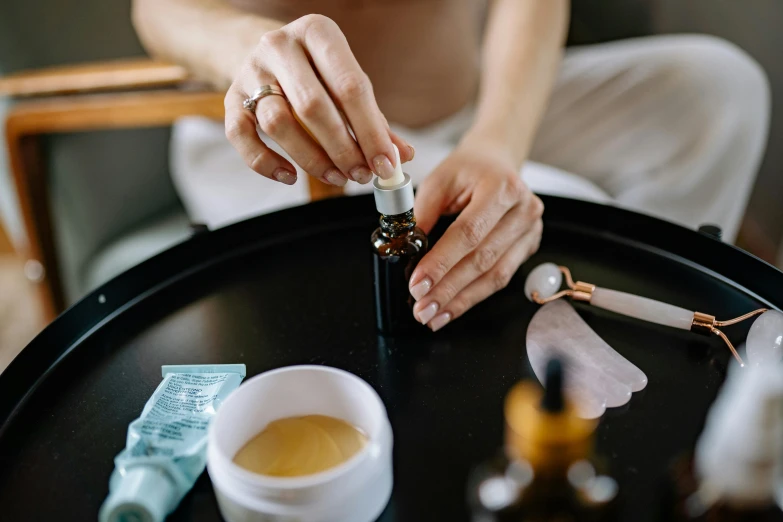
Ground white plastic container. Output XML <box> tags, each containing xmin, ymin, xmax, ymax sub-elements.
<box><xmin>207</xmin><ymin>365</ymin><xmax>394</xmax><ymax>522</ymax></box>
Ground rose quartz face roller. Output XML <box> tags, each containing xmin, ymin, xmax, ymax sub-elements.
<box><xmin>524</xmin><ymin>263</ymin><xmax>783</xmax><ymax>367</ymax></box>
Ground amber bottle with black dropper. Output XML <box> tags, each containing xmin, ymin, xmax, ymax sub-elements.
<box><xmin>468</xmin><ymin>358</ymin><xmax>620</xmax><ymax>521</ymax></box>
<box><xmin>371</xmin><ymin>145</ymin><xmax>428</xmax><ymax>335</ymax></box>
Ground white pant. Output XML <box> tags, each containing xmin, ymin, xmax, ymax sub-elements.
<box><xmin>171</xmin><ymin>35</ymin><xmax>769</xmax><ymax>242</ymax></box>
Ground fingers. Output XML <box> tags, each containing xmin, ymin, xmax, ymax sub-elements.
<box><xmin>301</xmin><ymin>16</ymin><xmax>399</xmax><ymax>180</ymax></box>
<box><xmin>224</xmin><ymin>89</ymin><xmax>298</xmax><ymax>184</ymax></box>
<box><xmin>254</xmin><ymin>89</ymin><xmax>348</xmax><ymax>186</ymax></box>
<box><xmin>227</xmin><ymin>15</ymin><xmax>412</xmax><ymax>186</ymax></box>
<box><xmin>412</xmin><ymin>203</ymin><xmax>533</xmax><ymax>323</ymax></box>
<box><xmin>409</xmin><ymin>181</ymin><xmax>518</xmax><ymax>299</ymax></box>
<box><xmin>421</xmin><ymin>219</ymin><xmax>543</xmax><ymax>332</ymax></box>
<box><xmin>252</xmin><ymin>32</ymin><xmax>355</xmax><ymax>186</ymax></box>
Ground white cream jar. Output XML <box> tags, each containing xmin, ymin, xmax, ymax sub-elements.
<box><xmin>207</xmin><ymin>365</ymin><xmax>393</xmax><ymax>522</ymax></box>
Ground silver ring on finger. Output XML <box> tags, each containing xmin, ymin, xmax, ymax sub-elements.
<box><xmin>243</xmin><ymin>85</ymin><xmax>286</xmax><ymax>112</ymax></box>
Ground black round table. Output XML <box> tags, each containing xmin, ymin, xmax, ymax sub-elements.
<box><xmin>1</xmin><ymin>195</ymin><xmax>781</xmax><ymax>522</ymax></box>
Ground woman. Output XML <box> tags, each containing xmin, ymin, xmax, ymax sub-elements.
<box><xmin>132</xmin><ymin>0</ymin><xmax>769</xmax><ymax>331</ymax></box>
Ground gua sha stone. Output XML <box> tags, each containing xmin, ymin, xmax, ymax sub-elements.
<box><xmin>526</xmin><ymin>300</ymin><xmax>648</xmax><ymax>419</ymax></box>
<box><xmin>746</xmin><ymin>310</ymin><xmax>783</xmax><ymax>366</ymax></box>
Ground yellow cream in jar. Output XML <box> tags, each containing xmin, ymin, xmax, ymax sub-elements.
<box><xmin>233</xmin><ymin>415</ymin><xmax>368</xmax><ymax>477</ymax></box>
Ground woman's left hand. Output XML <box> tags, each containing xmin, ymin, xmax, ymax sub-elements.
<box><xmin>409</xmin><ymin>139</ymin><xmax>544</xmax><ymax>331</ymax></box>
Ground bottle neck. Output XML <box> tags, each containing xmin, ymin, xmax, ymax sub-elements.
<box><xmin>380</xmin><ymin>210</ymin><xmax>416</xmax><ymax>238</ymax></box>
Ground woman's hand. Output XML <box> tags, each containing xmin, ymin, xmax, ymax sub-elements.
<box><xmin>224</xmin><ymin>14</ymin><xmax>413</xmax><ymax>187</ymax></box>
<box><xmin>409</xmin><ymin>139</ymin><xmax>544</xmax><ymax>331</ymax></box>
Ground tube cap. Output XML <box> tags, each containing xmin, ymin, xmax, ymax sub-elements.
<box><xmin>99</xmin><ymin>466</ymin><xmax>177</xmax><ymax>522</ymax></box>
<box><xmin>373</xmin><ymin>145</ymin><xmax>414</xmax><ymax>215</ymax></box>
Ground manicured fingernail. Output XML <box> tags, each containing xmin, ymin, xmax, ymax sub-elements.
<box><xmin>416</xmin><ymin>302</ymin><xmax>438</xmax><ymax>324</ymax></box>
<box><xmin>373</xmin><ymin>154</ymin><xmax>395</xmax><ymax>178</ymax></box>
<box><xmin>409</xmin><ymin>278</ymin><xmax>432</xmax><ymax>301</ymax></box>
<box><xmin>429</xmin><ymin>312</ymin><xmax>452</xmax><ymax>332</ymax></box>
<box><xmin>324</xmin><ymin>168</ymin><xmax>347</xmax><ymax>187</ymax></box>
<box><xmin>349</xmin><ymin>166</ymin><xmax>373</xmax><ymax>184</ymax></box>
<box><xmin>273</xmin><ymin>168</ymin><xmax>297</xmax><ymax>185</ymax></box>
<box><xmin>407</xmin><ymin>144</ymin><xmax>415</xmax><ymax>160</ymax></box>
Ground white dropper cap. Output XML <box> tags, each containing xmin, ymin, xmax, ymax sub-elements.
<box><xmin>694</xmin><ymin>362</ymin><xmax>783</xmax><ymax>507</ymax></box>
<box><xmin>372</xmin><ymin>145</ymin><xmax>414</xmax><ymax>215</ymax></box>
<box><xmin>376</xmin><ymin>144</ymin><xmax>406</xmax><ymax>187</ymax></box>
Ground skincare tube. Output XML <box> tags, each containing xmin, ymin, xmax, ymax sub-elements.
<box><xmin>100</xmin><ymin>364</ymin><xmax>247</xmax><ymax>522</ymax></box>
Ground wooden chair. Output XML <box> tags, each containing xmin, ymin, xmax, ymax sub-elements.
<box><xmin>1</xmin><ymin>58</ymin><xmax>344</xmax><ymax>321</ymax></box>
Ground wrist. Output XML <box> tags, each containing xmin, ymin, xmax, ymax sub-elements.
<box><xmin>459</xmin><ymin>125</ymin><xmax>525</xmax><ymax>168</ymax></box>
<box><xmin>465</xmin><ymin>86</ymin><xmax>542</xmax><ymax>168</ymax></box>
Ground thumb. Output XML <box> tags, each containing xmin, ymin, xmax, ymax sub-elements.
<box><xmin>414</xmin><ymin>175</ymin><xmax>450</xmax><ymax>234</ymax></box>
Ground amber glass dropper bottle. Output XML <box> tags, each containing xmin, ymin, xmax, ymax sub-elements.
<box><xmin>371</xmin><ymin>145</ymin><xmax>428</xmax><ymax>335</ymax></box>
<box><xmin>468</xmin><ymin>358</ymin><xmax>620</xmax><ymax>521</ymax></box>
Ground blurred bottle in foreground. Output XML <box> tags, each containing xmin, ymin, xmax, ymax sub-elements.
<box><xmin>658</xmin><ymin>363</ymin><xmax>783</xmax><ymax>521</ymax></box>
<box><xmin>468</xmin><ymin>358</ymin><xmax>619</xmax><ymax>521</ymax></box>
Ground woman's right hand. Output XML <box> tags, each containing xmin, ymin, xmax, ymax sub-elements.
<box><xmin>224</xmin><ymin>14</ymin><xmax>413</xmax><ymax>187</ymax></box>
